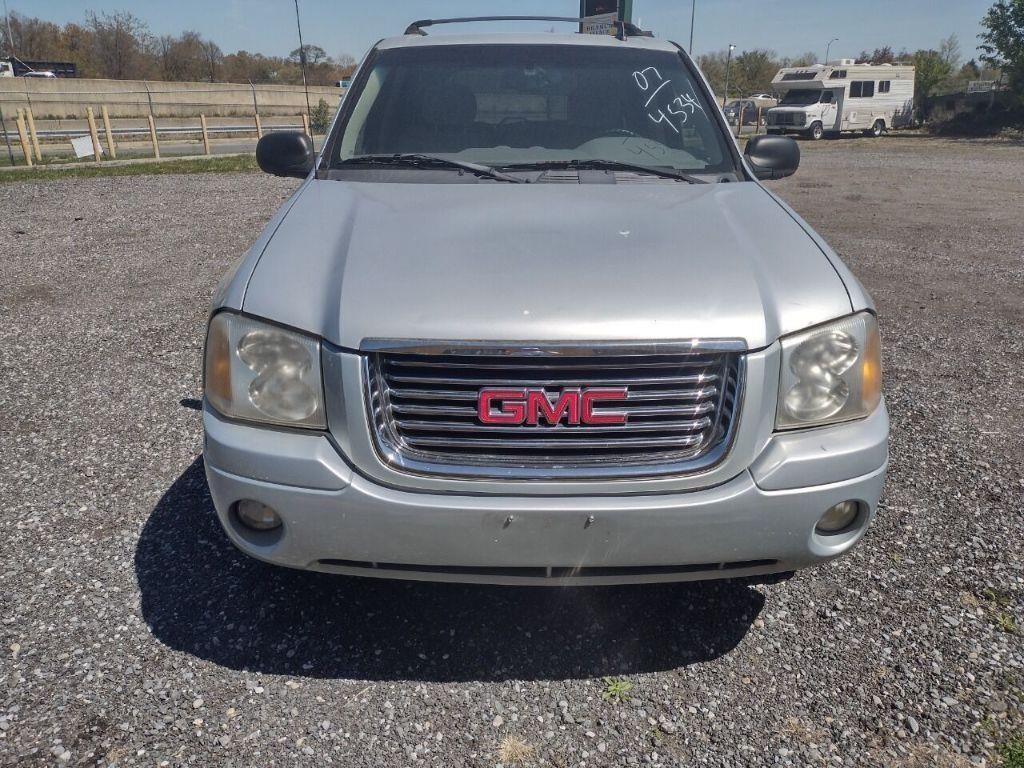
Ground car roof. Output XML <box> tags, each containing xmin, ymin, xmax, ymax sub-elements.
<box><xmin>376</xmin><ymin>32</ymin><xmax>681</xmax><ymax>54</ymax></box>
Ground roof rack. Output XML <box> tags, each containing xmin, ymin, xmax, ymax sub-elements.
<box><xmin>403</xmin><ymin>16</ymin><xmax>652</xmax><ymax>42</ymax></box>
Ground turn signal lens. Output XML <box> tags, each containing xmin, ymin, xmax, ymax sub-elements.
<box><xmin>205</xmin><ymin>315</ymin><xmax>232</xmax><ymax>411</ymax></box>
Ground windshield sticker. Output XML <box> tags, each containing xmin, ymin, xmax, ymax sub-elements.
<box><xmin>633</xmin><ymin>67</ymin><xmax>707</xmax><ymax>134</ymax></box>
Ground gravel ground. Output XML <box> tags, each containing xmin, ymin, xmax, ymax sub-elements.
<box><xmin>1</xmin><ymin>135</ymin><xmax>1022</xmax><ymax>767</ymax></box>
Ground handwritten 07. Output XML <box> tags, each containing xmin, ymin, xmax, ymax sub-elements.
<box><xmin>632</xmin><ymin>66</ymin><xmax>706</xmax><ymax>134</ymax></box>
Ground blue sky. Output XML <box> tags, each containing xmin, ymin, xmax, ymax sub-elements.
<box><xmin>24</xmin><ymin>0</ymin><xmax>993</xmax><ymax>61</ymax></box>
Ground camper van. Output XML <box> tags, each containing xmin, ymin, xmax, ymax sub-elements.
<box><xmin>767</xmin><ymin>61</ymin><xmax>914</xmax><ymax>140</ymax></box>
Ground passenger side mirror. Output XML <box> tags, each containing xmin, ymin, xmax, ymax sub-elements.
<box><xmin>743</xmin><ymin>135</ymin><xmax>800</xmax><ymax>181</ymax></box>
<box><xmin>256</xmin><ymin>131</ymin><xmax>315</xmax><ymax>178</ymax></box>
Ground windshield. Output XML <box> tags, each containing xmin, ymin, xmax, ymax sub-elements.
<box><xmin>779</xmin><ymin>90</ymin><xmax>822</xmax><ymax>106</ymax></box>
<box><xmin>330</xmin><ymin>44</ymin><xmax>733</xmax><ymax>174</ymax></box>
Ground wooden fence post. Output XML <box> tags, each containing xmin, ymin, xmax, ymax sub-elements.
<box><xmin>101</xmin><ymin>105</ymin><xmax>117</xmax><ymax>159</ymax></box>
<box><xmin>15</xmin><ymin>109</ymin><xmax>33</xmax><ymax>166</ymax></box>
<box><xmin>301</xmin><ymin>112</ymin><xmax>310</xmax><ymax>137</ymax></box>
<box><xmin>254</xmin><ymin>112</ymin><xmax>263</xmax><ymax>139</ymax></box>
<box><xmin>148</xmin><ymin>114</ymin><xmax>160</xmax><ymax>158</ymax></box>
<box><xmin>25</xmin><ymin>107</ymin><xmax>42</xmax><ymax>162</ymax></box>
<box><xmin>199</xmin><ymin>114</ymin><xmax>211</xmax><ymax>155</ymax></box>
<box><xmin>86</xmin><ymin>107</ymin><xmax>102</xmax><ymax>163</ymax></box>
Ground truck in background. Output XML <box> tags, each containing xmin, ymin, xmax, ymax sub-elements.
<box><xmin>1</xmin><ymin>57</ymin><xmax>77</xmax><ymax>77</ymax></box>
<box><xmin>767</xmin><ymin>60</ymin><xmax>914</xmax><ymax>140</ymax></box>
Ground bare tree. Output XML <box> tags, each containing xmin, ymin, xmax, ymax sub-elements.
<box><xmin>938</xmin><ymin>34</ymin><xmax>961</xmax><ymax>70</ymax></box>
<box><xmin>87</xmin><ymin>10</ymin><xmax>149</xmax><ymax>79</ymax></box>
<box><xmin>201</xmin><ymin>40</ymin><xmax>223</xmax><ymax>82</ymax></box>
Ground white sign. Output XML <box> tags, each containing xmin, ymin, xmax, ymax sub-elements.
<box><xmin>581</xmin><ymin>12</ymin><xmax>617</xmax><ymax>34</ymax></box>
<box><xmin>70</xmin><ymin>135</ymin><xmax>102</xmax><ymax>159</ymax></box>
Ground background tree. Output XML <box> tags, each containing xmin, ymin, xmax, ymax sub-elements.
<box><xmin>938</xmin><ymin>34</ymin><xmax>962</xmax><ymax>70</ymax></box>
<box><xmin>0</xmin><ymin>9</ymin><xmax>359</xmax><ymax>86</ymax></box>
<box><xmin>913</xmin><ymin>49</ymin><xmax>955</xmax><ymax>117</ymax></box>
<box><xmin>222</xmin><ymin>50</ymin><xmax>278</xmax><ymax>83</ymax></box>
<box><xmin>201</xmin><ymin>40</ymin><xmax>223</xmax><ymax>82</ymax></box>
<box><xmin>696</xmin><ymin>50</ymin><xmax>729</xmax><ymax>99</ymax></box>
<box><xmin>857</xmin><ymin>46</ymin><xmax>897</xmax><ymax>64</ymax></box>
<box><xmin>730</xmin><ymin>49</ymin><xmax>779</xmax><ymax>95</ymax></box>
<box><xmin>87</xmin><ymin>10</ymin><xmax>150</xmax><ymax>79</ymax></box>
<box><xmin>980</xmin><ymin>0</ymin><xmax>1024</xmax><ymax>96</ymax></box>
<box><xmin>289</xmin><ymin>44</ymin><xmax>328</xmax><ymax>66</ymax></box>
<box><xmin>780</xmin><ymin>51</ymin><xmax>818</xmax><ymax>67</ymax></box>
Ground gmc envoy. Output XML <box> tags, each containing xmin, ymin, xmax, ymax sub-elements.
<box><xmin>202</xmin><ymin>17</ymin><xmax>888</xmax><ymax>585</ymax></box>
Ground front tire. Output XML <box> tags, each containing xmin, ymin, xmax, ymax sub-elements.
<box><xmin>865</xmin><ymin>119</ymin><xmax>885</xmax><ymax>137</ymax></box>
<box><xmin>808</xmin><ymin>121</ymin><xmax>824</xmax><ymax>141</ymax></box>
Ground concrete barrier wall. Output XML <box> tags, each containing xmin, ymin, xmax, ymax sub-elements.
<box><xmin>0</xmin><ymin>77</ymin><xmax>343</xmax><ymax>119</ymax></box>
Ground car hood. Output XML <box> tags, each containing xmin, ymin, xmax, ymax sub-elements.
<box><xmin>240</xmin><ymin>179</ymin><xmax>851</xmax><ymax>350</ymax></box>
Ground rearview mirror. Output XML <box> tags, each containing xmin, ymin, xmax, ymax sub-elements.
<box><xmin>256</xmin><ymin>131</ymin><xmax>315</xmax><ymax>178</ymax></box>
<box><xmin>744</xmin><ymin>135</ymin><xmax>800</xmax><ymax>181</ymax></box>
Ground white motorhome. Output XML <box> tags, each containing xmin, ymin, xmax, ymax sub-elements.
<box><xmin>767</xmin><ymin>60</ymin><xmax>915</xmax><ymax>140</ymax></box>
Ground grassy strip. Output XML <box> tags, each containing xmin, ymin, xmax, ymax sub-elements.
<box><xmin>0</xmin><ymin>154</ymin><xmax>258</xmax><ymax>183</ymax></box>
<box><xmin>1002</xmin><ymin>735</ymin><xmax>1024</xmax><ymax>768</ymax></box>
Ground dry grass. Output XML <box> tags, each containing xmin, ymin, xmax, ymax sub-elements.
<box><xmin>902</xmin><ymin>745</ymin><xmax>975</xmax><ymax>767</ymax></box>
<box><xmin>497</xmin><ymin>735</ymin><xmax>535</xmax><ymax>765</ymax></box>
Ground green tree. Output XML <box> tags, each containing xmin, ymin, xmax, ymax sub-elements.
<box><xmin>980</xmin><ymin>0</ymin><xmax>1024</xmax><ymax>96</ymax></box>
<box><xmin>309</xmin><ymin>97</ymin><xmax>331</xmax><ymax>133</ymax></box>
<box><xmin>857</xmin><ymin>46</ymin><xmax>897</xmax><ymax>64</ymax></box>
<box><xmin>289</xmin><ymin>44</ymin><xmax>328</xmax><ymax>65</ymax></box>
<box><xmin>913</xmin><ymin>49</ymin><xmax>954</xmax><ymax>100</ymax></box>
<box><xmin>697</xmin><ymin>50</ymin><xmax>729</xmax><ymax>100</ymax></box>
<box><xmin>731</xmin><ymin>49</ymin><xmax>779</xmax><ymax>96</ymax></box>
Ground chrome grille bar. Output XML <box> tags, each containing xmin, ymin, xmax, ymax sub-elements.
<box><xmin>363</xmin><ymin>344</ymin><xmax>744</xmax><ymax>480</ymax></box>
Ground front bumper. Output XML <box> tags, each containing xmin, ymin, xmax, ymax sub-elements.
<box><xmin>202</xmin><ymin>404</ymin><xmax>888</xmax><ymax>585</ymax></box>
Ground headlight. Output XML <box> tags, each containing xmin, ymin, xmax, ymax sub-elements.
<box><xmin>204</xmin><ymin>312</ymin><xmax>326</xmax><ymax>429</ymax></box>
<box><xmin>776</xmin><ymin>312</ymin><xmax>882</xmax><ymax>430</ymax></box>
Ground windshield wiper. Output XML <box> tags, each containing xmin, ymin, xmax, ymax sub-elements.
<box><xmin>500</xmin><ymin>159</ymin><xmax>710</xmax><ymax>184</ymax></box>
<box><xmin>337</xmin><ymin>153</ymin><xmax>527</xmax><ymax>183</ymax></box>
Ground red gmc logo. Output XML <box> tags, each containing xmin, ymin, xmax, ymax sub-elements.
<box><xmin>477</xmin><ymin>388</ymin><xmax>628</xmax><ymax>426</ymax></box>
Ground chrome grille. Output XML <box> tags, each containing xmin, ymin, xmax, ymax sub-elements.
<box><xmin>363</xmin><ymin>344</ymin><xmax>743</xmax><ymax>480</ymax></box>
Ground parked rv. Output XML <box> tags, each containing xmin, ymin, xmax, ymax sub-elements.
<box><xmin>767</xmin><ymin>61</ymin><xmax>914</xmax><ymax>140</ymax></box>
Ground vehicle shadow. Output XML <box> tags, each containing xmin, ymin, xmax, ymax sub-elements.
<box><xmin>135</xmin><ymin>458</ymin><xmax>765</xmax><ymax>682</ymax></box>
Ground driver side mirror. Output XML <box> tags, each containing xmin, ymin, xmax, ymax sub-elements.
<box><xmin>743</xmin><ymin>135</ymin><xmax>800</xmax><ymax>181</ymax></box>
<box><xmin>256</xmin><ymin>131</ymin><xmax>315</xmax><ymax>178</ymax></box>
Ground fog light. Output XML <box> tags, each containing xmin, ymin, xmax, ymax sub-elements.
<box><xmin>816</xmin><ymin>501</ymin><xmax>860</xmax><ymax>534</ymax></box>
<box><xmin>235</xmin><ymin>499</ymin><xmax>282</xmax><ymax>531</ymax></box>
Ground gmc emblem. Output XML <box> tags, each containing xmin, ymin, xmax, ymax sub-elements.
<box><xmin>477</xmin><ymin>388</ymin><xmax>628</xmax><ymax>426</ymax></box>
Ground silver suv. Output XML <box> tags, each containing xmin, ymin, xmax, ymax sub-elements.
<box><xmin>203</xmin><ymin>17</ymin><xmax>888</xmax><ymax>585</ymax></box>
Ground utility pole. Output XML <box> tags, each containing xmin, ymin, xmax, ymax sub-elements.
<box><xmin>689</xmin><ymin>0</ymin><xmax>696</xmax><ymax>55</ymax></box>
<box><xmin>293</xmin><ymin>0</ymin><xmax>311</xmax><ymax>125</ymax></box>
<box><xmin>825</xmin><ymin>37</ymin><xmax>839</xmax><ymax>65</ymax></box>
<box><xmin>724</xmin><ymin>43</ymin><xmax>736</xmax><ymax>106</ymax></box>
<box><xmin>3</xmin><ymin>0</ymin><xmax>14</xmax><ymax>56</ymax></box>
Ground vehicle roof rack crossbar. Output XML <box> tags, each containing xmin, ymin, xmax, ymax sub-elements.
<box><xmin>403</xmin><ymin>16</ymin><xmax>651</xmax><ymax>41</ymax></box>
